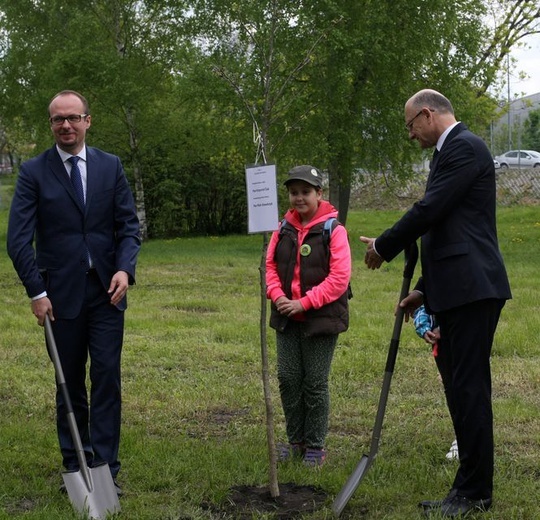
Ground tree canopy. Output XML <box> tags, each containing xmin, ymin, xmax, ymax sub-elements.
<box><xmin>0</xmin><ymin>0</ymin><xmax>538</xmax><ymax>235</ymax></box>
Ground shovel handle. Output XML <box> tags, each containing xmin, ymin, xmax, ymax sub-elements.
<box><xmin>332</xmin><ymin>241</ymin><xmax>420</xmax><ymax>517</ymax></box>
<box><xmin>402</xmin><ymin>240</ymin><xmax>419</xmax><ymax>282</ymax></box>
<box><xmin>44</xmin><ymin>316</ymin><xmax>67</xmax><ymax>387</ymax></box>
<box><xmin>393</xmin><ymin>240</ymin><xmax>419</xmax><ymax>332</ymax></box>
<box><xmin>372</xmin><ymin>241</ymin><xmax>419</xmax><ymax>455</ymax></box>
<box><xmin>44</xmin><ymin>316</ymin><xmax>93</xmax><ymax>490</ymax></box>
<box><xmin>392</xmin><ymin>240</ymin><xmax>419</xmax><ymax>335</ymax></box>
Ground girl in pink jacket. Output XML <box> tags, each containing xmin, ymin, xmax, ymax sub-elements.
<box><xmin>266</xmin><ymin>165</ymin><xmax>351</xmax><ymax>466</ymax></box>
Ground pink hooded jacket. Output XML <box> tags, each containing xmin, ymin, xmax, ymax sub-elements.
<box><xmin>266</xmin><ymin>200</ymin><xmax>351</xmax><ymax>314</ymax></box>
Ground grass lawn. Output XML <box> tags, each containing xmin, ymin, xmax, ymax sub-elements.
<box><xmin>1</xmin><ymin>174</ymin><xmax>539</xmax><ymax>519</ymax></box>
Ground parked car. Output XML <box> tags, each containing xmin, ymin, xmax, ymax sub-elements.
<box><xmin>494</xmin><ymin>150</ymin><xmax>540</xmax><ymax>169</ymax></box>
<box><xmin>493</xmin><ymin>159</ymin><xmax>500</xmax><ymax>169</ymax></box>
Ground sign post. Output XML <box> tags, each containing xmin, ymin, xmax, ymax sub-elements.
<box><xmin>245</xmin><ymin>163</ymin><xmax>280</xmax><ymax>497</ymax></box>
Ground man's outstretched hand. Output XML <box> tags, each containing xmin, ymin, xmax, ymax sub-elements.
<box><xmin>360</xmin><ymin>236</ymin><xmax>384</xmax><ymax>269</ymax></box>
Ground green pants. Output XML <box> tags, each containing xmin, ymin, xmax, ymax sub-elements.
<box><xmin>276</xmin><ymin>321</ymin><xmax>338</xmax><ymax>449</ymax></box>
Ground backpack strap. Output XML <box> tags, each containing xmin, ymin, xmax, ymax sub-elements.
<box><xmin>281</xmin><ymin>216</ymin><xmax>338</xmax><ymax>244</ymax></box>
<box><xmin>323</xmin><ymin>217</ymin><xmax>353</xmax><ymax>300</ymax></box>
<box><xmin>323</xmin><ymin>217</ymin><xmax>338</xmax><ymax>247</ymax></box>
<box><xmin>280</xmin><ymin>217</ymin><xmax>338</xmax><ymax>248</ymax></box>
<box><xmin>278</xmin><ymin>218</ymin><xmax>291</xmax><ymax>240</ymax></box>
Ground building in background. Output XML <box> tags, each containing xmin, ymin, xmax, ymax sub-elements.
<box><xmin>491</xmin><ymin>92</ymin><xmax>540</xmax><ymax>155</ymax></box>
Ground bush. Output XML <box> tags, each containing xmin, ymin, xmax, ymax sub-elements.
<box><xmin>145</xmin><ymin>160</ymin><xmax>248</xmax><ymax>238</ymax></box>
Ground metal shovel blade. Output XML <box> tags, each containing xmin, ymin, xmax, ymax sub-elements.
<box><xmin>332</xmin><ymin>454</ymin><xmax>371</xmax><ymax>517</ymax></box>
<box><xmin>62</xmin><ymin>462</ymin><xmax>120</xmax><ymax>520</ymax></box>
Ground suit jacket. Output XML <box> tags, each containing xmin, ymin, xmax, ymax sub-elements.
<box><xmin>375</xmin><ymin>123</ymin><xmax>511</xmax><ymax>314</ymax></box>
<box><xmin>7</xmin><ymin>145</ymin><xmax>141</xmax><ymax>319</ymax></box>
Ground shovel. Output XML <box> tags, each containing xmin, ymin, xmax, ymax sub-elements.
<box><xmin>44</xmin><ymin>315</ymin><xmax>121</xmax><ymax>519</ymax></box>
<box><xmin>332</xmin><ymin>241</ymin><xmax>419</xmax><ymax>517</ymax></box>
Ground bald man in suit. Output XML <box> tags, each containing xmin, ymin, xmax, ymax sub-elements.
<box><xmin>361</xmin><ymin>89</ymin><xmax>511</xmax><ymax>518</ymax></box>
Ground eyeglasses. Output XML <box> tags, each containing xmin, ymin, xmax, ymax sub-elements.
<box><xmin>49</xmin><ymin>114</ymin><xmax>88</xmax><ymax>126</ymax></box>
<box><xmin>405</xmin><ymin>110</ymin><xmax>424</xmax><ymax>131</ymax></box>
<box><xmin>405</xmin><ymin>108</ymin><xmax>435</xmax><ymax>131</ymax></box>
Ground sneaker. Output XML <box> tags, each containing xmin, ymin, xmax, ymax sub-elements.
<box><xmin>277</xmin><ymin>442</ymin><xmax>304</xmax><ymax>462</ymax></box>
<box><xmin>303</xmin><ymin>447</ymin><xmax>326</xmax><ymax>467</ymax></box>
<box><xmin>445</xmin><ymin>439</ymin><xmax>459</xmax><ymax>460</ymax></box>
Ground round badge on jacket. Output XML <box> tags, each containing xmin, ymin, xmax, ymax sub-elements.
<box><xmin>300</xmin><ymin>244</ymin><xmax>312</xmax><ymax>256</ymax></box>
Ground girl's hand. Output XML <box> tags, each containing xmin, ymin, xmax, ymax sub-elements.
<box><xmin>275</xmin><ymin>297</ymin><xmax>304</xmax><ymax>316</ymax></box>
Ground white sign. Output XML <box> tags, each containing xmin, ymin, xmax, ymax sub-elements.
<box><xmin>245</xmin><ymin>163</ymin><xmax>279</xmax><ymax>233</ymax></box>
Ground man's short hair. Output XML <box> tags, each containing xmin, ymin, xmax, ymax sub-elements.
<box><xmin>412</xmin><ymin>90</ymin><xmax>454</xmax><ymax>115</ymax></box>
<box><xmin>48</xmin><ymin>90</ymin><xmax>90</xmax><ymax>116</ymax></box>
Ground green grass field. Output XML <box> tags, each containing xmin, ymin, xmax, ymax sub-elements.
<box><xmin>1</xmin><ymin>174</ymin><xmax>539</xmax><ymax>519</ymax></box>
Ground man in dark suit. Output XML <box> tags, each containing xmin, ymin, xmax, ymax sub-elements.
<box><xmin>360</xmin><ymin>89</ymin><xmax>511</xmax><ymax>517</ymax></box>
<box><xmin>7</xmin><ymin>90</ymin><xmax>141</xmax><ymax>491</ymax></box>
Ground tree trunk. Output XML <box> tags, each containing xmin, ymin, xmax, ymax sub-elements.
<box><xmin>337</xmin><ymin>184</ymin><xmax>350</xmax><ymax>225</ymax></box>
<box><xmin>328</xmin><ymin>165</ymin><xmax>350</xmax><ymax>225</ymax></box>
<box><xmin>259</xmin><ymin>233</ymin><xmax>280</xmax><ymax>498</ymax></box>
<box><xmin>112</xmin><ymin>9</ymin><xmax>147</xmax><ymax>240</ymax></box>
<box><xmin>125</xmin><ymin>109</ymin><xmax>148</xmax><ymax>240</ymax></box>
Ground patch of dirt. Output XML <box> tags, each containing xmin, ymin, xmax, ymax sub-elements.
<box><xmin>186</xmin><ymin>407</ymin><xmax>252</xmax><ymax>439</ymax></box>
<box><xmin>4</xmin><ymin>498</ymin><xmax>37</xmax><ymax>515</ymax></box>
<box><xmin>207</xmin><ymin>482</ymin><xmax>328</xmax><ymax>519</ymax></box>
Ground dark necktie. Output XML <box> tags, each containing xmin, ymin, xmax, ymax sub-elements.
<box><xmin>429</xmin><ymin>148</ymin><xmax>439</xmax><ymax>171</ymax></box>
<box><xmin>68</xmin><ymin>156</ymin><xmax>90</xmax><ymax>269</ymax></box>
<box><xmin>69</xmin><ymin>156</ymin><xmax>85</xmax><ymax>206</ymax></box>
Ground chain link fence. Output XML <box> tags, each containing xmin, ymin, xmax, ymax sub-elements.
<box><xmin>351</xmin><ymin>169</ymin><xmax>540</xmax><ymax>210</ymax></box>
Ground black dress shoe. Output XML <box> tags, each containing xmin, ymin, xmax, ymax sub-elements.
<box><xmin>419</xmin><ymin>498</ymin><xmax>443</xmax><ymax>510</ymax></box>
<box><xmin>113</xmin><ymin>479</ymin><xmax>123</xmax><ymax>497</ymax></box>
<box><xmin>419</xmin><ymin>489</ymin><xmax>456</xmax><ymax>510</ymax></box>
<box><xmin>424</xmin><ymin>492</ymin><xmax>492</xmax><ymax>518</ymax></box>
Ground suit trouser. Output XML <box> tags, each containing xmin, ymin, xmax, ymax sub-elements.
<box><xmin>46</xmin><ymin>270</ymin><xmax>124</xmax><ymax>478</ymax></box>
<box><xmin>435</xmin><ymin>298</ymin><xmax>504</xmax><ymax>500</ymax></box>
<box><xmin>276</xmin><ymin>321</ymin><xmax>338</xmax><ymax>449</ymax></box>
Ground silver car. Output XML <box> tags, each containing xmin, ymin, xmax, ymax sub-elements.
<box><xmin>494</xmin><ymin>150</ymin><xmax>540</xmax><ymax>169</ymax></box>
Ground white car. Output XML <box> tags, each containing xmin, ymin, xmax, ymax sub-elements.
<box><xmin>494</xmin><ymin>150</ymin><xmax>540</xmax><ymax>169</ymax></box>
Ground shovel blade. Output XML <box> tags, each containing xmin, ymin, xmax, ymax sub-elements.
<box><xmin>63</xmin><ymin>463</ymin><xmax>120</xmax><ymax>519</ymax></box>
<box><xmin>332</xmin><ymin>454</ymin><xmax>371</xmax><ymax>517</ymax></box>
